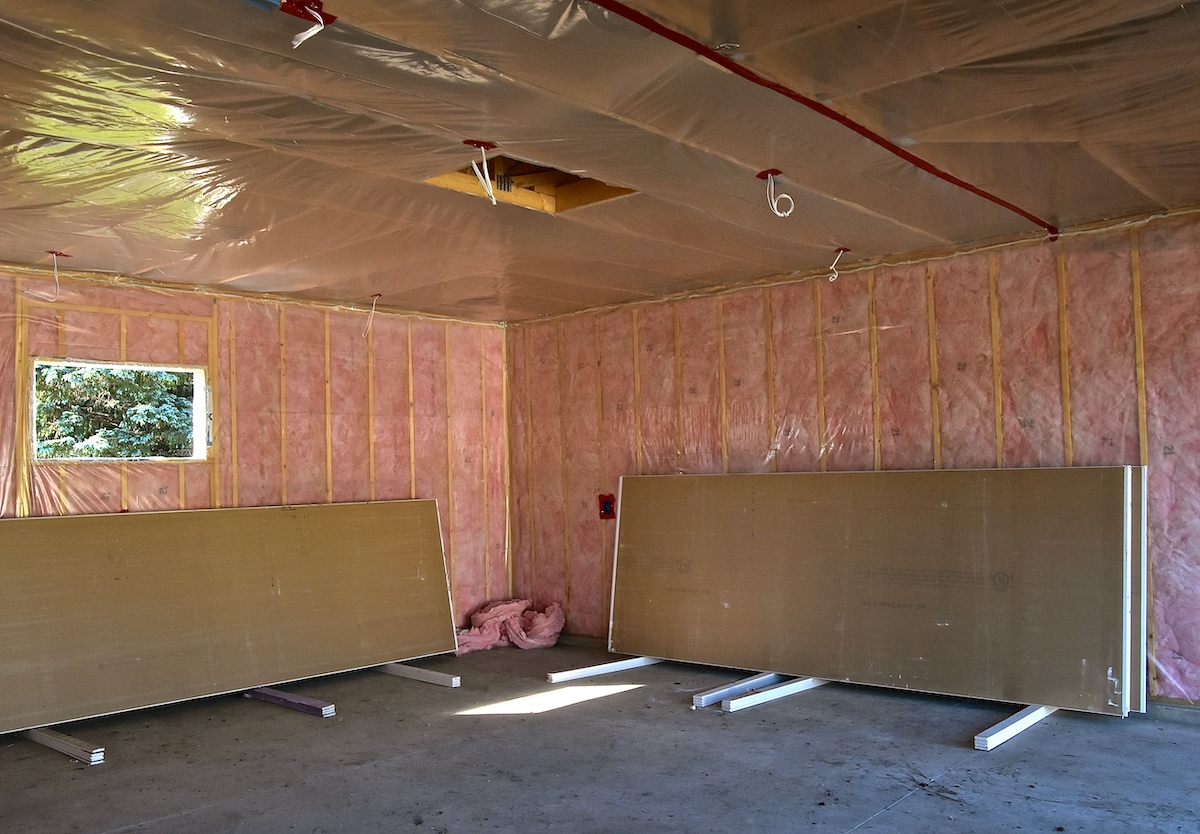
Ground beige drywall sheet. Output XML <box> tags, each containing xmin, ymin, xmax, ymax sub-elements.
<box><xmin>610</xmin><ymin>469</ymin><xmax>1141</xmax><ymax>716</ymax></box>
<box><xmin>0</xmin><ymin>500</ymin><xmax>455</xmax><ymax>734</ymax></box>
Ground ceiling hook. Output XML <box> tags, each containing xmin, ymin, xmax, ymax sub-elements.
<box><xmin>757</xmin><ymin>169</ymin><xmax>793</xmax><ymax>218</ymax></box>
<box><xmin>828</xmin><ymin>247</ymin><xmax>850</xmax><ymax>282</ymax></box>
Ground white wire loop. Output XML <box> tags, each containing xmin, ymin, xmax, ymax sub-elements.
<box><xmin>362</xmin><ymin>293</ymin><xmax>380</xmax><ymax>337</ymax></box>
<box><xmin>292</xmin><ymin>7</ymin><xmax>325</xmax><ymax>48</ymax></box>
<box><xmin>26</xmin><ymin>251</ymin><xmax>65</xmax><ymax>301</ymax></box>
<box><xmin>828</xmin><ymin>248</ymin><xmax>847</xmax><ymax>282</ymax></box>
<box><xmin>766</xmin><ymin>173</ymin><xmax>794</xmax><ymax>218</ymax></box>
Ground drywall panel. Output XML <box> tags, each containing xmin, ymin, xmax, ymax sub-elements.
<box><xmin>610</xmin><ymin>469</ymin><xmax>1139</xmax><ymax>715</ymax></box>
<box><xmin>0</xmin><ymin>500</ymin><xmax>455</xmax><ymax>735</ymax></box>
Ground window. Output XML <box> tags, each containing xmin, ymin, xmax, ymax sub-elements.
<box><xmin>32</xmin><ymin>360</ymin><xmax>209</xmax><ymax>461</ymax></box>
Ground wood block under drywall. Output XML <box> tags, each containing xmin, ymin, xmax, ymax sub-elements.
<box><xmin>609</xmin><ymin>469</ymin><xmax>1142</xmax><ymax>716</ymax></box>
<box><xmin>0</xmin><ymin>501</ymin><xmax>455</xmax><ymax>734</ymax></box>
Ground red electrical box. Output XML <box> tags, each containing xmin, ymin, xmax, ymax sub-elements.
<box><xmin>598</xmin><ymin>494</ymin><xmax>616</xmax><ymax>519</ymax></box>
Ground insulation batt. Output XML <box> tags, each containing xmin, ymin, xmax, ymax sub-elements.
<box><xmin>455</xmin><ymin>599</ymin><xmax>566</xmax><ymax>655</ymax></box>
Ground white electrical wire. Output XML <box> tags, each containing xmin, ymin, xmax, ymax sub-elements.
<box><xmin>828</xmin><ymin>248</ymin><xmax>847</xmax><ymax>282</ymax></box>
<box><xmin>291</xmin><ymin>7</ymin><xmax>325</xmax><ymax>48</ymax></box>
<box><xmin>26</xmin><ymin>251</ymin><xmax>63</xmax><ymax>301</ymax></box>
<box><xmin>470</xmin><ymin>146</ymin><xmax>497</xmax><ymax>205</ymax></box>
<box><xmin>767</xmin><ymin>174</ymin><xmax>794</xmax><ymax>218</ymax></box>
<box><xmin>362</xmin><ymin>293</ymin><xmax>380</xmax><ymax>337</ymax></box>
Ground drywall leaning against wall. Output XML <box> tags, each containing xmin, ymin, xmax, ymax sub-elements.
<box><xmin>0</xmin><ymin>273</ymin><xmax>508</xmax><ymax>627</ymax></box>
<box><xmin>0</xmin><ymin>500</ymin><xmax>456</xmax><ymax>735</ymax></box>
<box><xmin>610</xmin><ymin>469</ymin><xmax>1145</xmax><ymax>716</ymax></box>
<box><xmin>507</xmin><ymin>213</ymin><xmax>1200</xmax><ymax>703</ymax></box>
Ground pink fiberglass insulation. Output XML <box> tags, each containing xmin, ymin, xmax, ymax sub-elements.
<box><xmin>124</xmin><ymin>315</ymin><xmax>179</xmax><ymax>365</ymax></box>
<box><xmin>181</xmin><ymin>318</ymin><xmax>209</xmax><ymax>367</ymax></box>
<box><xmin>722</xmin><ymin>291</ymin><xmax>771</xmax><ymax>473</ymax></box>
<box><xmin>232</xmin><ymin>301</ymin><xmax>283</xmax><ymax>508</ymax></box>
<box><xmin>507</xmin><ymin>328</ymin><xmax>533</xmax><ymax>603</ymax></box>
<box><xmin>215</xmin><ymin>302</ymin><xmax>235</xmax><ymax>509</ymax></box>
<box><xmin>410</xmin><ymin>319</ymin><xmax>453</xmax><ymax>598</ymax></box>
<box><xmin>769</xmin><ymin>281</ymin><xmax>821</xmax><ymax>472</ymax></box>
<box><xmin>0</xmin><ymin>278</ymin><xmax>16</xmax><ymax>516</ymax></box>
<box><xmin>1064</xmin><ymin>233</ymin><xmax>1140</xmax><ymax>467</ymax></box>
<box><xmin>447</xmin><ymin>324</ymin><xmax>487</xmax><ymax>624</ymax></box>
<box><xmin>561</xmin><ymin>315</ymin><xmax>606</xmax><ymax>637</ymax></box>
<box><xmin>126</xmin><ymin>464</ymin><xmax>180</xmax><ymax>512</ymax></box>
<box><xmin>820</xmin><ymin>273</ymin><xmax>874</xmax><ymax>471</ymax></box>
<box><xmin>60</xmin><ymin>464</ymin><xmax>122</xmax><ymax>516</ymax></box>
<box><xmin>597</xmin><ymin>308</ymin><xmax>638</xmax><ymax>619</ymax></box>
<box><xmin>281</xmin><ymin>307</ymin><xmax>328</xmax><ymax>506</ymax></box>
<box><xmin>483</xmin><ymin>327</ymin><xmax>508</xmax><ymax>601</ymax></box>
<box><xmin>1139</xmin><ymin>217</ymin><xmax>1200</xmax><ymax>700</ymax></box>
<box><xmin>369</xmin><ymin>316</ymin><xmax>413</xmax><ymax>502</ymax></box>
<box><xmin>184</xmin><ymin>463</ymin><xmax>211</xmax><ymax>510</ymax></box>
<box><xmin>524</xmin><ymin>323</ymin><xmax>567</xmax><ymax>614</ymax></box>
<box><xmin>24</xmin><ymin>303</ymin><xmax>58</xmax><ymax>360</ymax></box>
<box><xmin>61</xmin><ymin>309</ymin><xmax>121</xmax><ymax>362</ymax></box>
<box><xmin>995</xmin><ymin>245</ymin><xmax>1065</xmax><ymax>468</ymax></box>
<box><xmin>931</xmin><ymin>254</ymin><xmax>997</xmax><ymax>469</ymax></box>
<box><xmin>636</xmin><ymin>304</ymin><xmax>679</xmax><ymax>475</ymax></box>
<box><xmin>874</xmin><ymin>265</ymin><xmax>935</xmax><ymax>470</ymax></box>
<box><xmin>329</xmin><ymin>311</ymin><xmax>371</xmax><ymax>504</ymax></box>
<box><xmin>454</xmin><ymin>599</ymin><xmax>566</xmax><ymax>655</ymax></box>
<box><xmin>676</xmin><ymin>298</ymin><xmax>722</xmax><ymax>474</ymax></box>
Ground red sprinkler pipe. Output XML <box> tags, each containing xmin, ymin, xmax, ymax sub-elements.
<box><xmin>585</xmin><ymin>0</ymin><xmax>1059</xmax><ymax>238</ymax></box>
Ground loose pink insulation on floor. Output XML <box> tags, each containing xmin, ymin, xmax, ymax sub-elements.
<box><xmin>508</xmin><ymin>215</ymin><xmax>1200</xmax><ymax>701</ymax></box>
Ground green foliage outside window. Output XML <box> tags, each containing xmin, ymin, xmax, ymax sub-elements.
<box><xmin>34</xmin><ymin>363</ymin><xmax>197</xmax><ymax>459</ymax></box>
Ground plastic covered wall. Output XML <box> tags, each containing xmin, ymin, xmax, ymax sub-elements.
<box><xmin>0</xmin><ymin>274</ymin><xmax>507</xmax><ymax>627</ymax></box>
<box><xmin>508</xmin><ymin>213</ymin><xmax>1200</xmax><ymax>702</ymax></box>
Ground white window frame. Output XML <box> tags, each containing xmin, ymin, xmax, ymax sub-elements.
<box><xmin>31</xmin><ymin>358</ymin><xmax>211</xmax><ymax>462</ymax></box>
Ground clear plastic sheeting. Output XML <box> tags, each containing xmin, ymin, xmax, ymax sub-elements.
<box><xmin>3</xmin><ymin>1</ymin><xmax>1194</xmax><ymax>322</ymax></box>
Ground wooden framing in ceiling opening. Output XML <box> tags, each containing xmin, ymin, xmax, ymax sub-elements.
<box><xmin>425</xmin><ymin>156</ymin><xmax>635</xmax><ymax>213</ymax></box>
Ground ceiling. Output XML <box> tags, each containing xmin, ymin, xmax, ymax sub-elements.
<box><xmin>2</xmin><ymin>0</ymin><xmax>1197</xmax><ymax>322</ymax></box>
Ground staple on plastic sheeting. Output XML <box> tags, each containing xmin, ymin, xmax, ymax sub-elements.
<box><xmin>455</xmin><ymin>598</ymin><xmax>565</xmax><ymax>655</ymax></box>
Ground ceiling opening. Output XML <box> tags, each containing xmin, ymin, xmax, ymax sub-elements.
<box><xmin>426</xmin><ymin>155</ymin><xmax>635</xmax><ymax>213</ymax></box>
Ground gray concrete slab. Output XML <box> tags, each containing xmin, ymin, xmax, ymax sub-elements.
<box><xmin>1</xmin><ymin>645</ymin><xmax>1197</xmax><ymax>833</ymax></box>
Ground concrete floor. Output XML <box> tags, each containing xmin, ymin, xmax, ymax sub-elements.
<box><xmin>3</xmin><ymin>644</ymin><xmax>1199</xmax><ymax>833</ymax></box>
